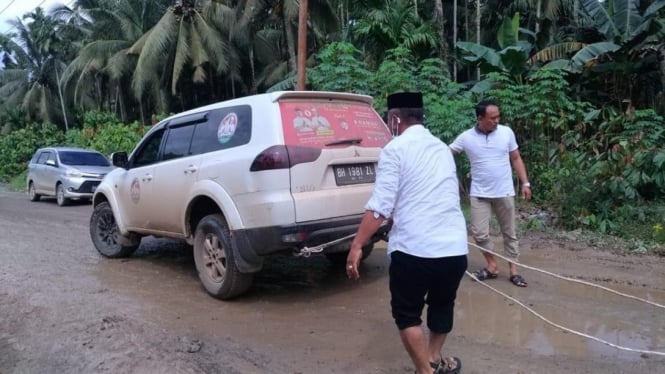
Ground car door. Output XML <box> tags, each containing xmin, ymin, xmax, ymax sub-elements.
<box><xmin>119</xmin><ymin>128</ymin><xmax>165</xmax><ymax>232</ymax></box>
<box><xmin>31</xmin><ymin>151</ymin><xmax>51</xmax><ymax>194</ymax></box>
<box><xmin>146</xmin><ymin>117</ymin><xmax>203</xmax><ymax>234</ymax></box>
<box><xmin>42</xmin><ymin>151</ymin><xmax>61</xmax><ymax>195</ymax></box>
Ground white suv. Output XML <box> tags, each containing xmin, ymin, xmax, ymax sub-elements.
<box><xmin>90</xmin><ymin>91</ymin><xmax>391</xmax><ymax>299</ymax></box>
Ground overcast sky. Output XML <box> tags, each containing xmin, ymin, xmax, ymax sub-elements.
<box><xmin>0</xmin><ymin>0</ymin><xmax>65</xmax><ymax>34</ymax></box>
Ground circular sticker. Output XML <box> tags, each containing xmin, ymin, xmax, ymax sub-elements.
<box><xmin>130</xmin><ymin>178</ymin><xmax>140</xmax><ymax>204</ymax></box>
<box><xmin>217</xmin><ymin>112</ymin><xmax>238</xmax><ymax>144</ymax></box>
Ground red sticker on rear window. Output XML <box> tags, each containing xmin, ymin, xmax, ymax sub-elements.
<box><xmin>280</xmin><ymin>101</ymin><xmax>390</xmax><ymax>148</ymax></box>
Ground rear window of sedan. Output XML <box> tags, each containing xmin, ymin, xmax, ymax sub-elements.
<box><xmin>59</xmin><ymin>151</ymin><xmax>111</xmax><ymax>167</ymax></box>
<box><xmin>279</xmin><ymin>100</ymin><xmax>391</xmax><ymax>148</ymax></box>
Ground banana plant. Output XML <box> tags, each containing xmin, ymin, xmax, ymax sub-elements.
<box><xmin>568</xmin><ymin>0</ymin><xmax>665</xmax><ymax>70</ymax></box>
<box><xmin>456</xmin><ymin>13</ymin><xmax>536</xmax><ymax>89</ymax></box>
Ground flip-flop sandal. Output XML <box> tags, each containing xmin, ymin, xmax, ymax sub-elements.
<box><xmin>471</xmin><ymin>267</ymin><xmax>498</xmax><ymax>281</ymax></box>
<box><xmin>432</xmin><ymin>356</ymin><xmax>461</xmax><ymax>374</ymax></box>
<box><xmin>510</xmin><ymin>274</ymin><xmax>528</xmax><ymax>287</ymax></box>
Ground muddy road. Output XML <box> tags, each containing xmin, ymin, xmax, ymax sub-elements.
<box><xmin>1</xmin><ymin>187</ymin><xmax>664</xmax><ymax>374</ymax></box>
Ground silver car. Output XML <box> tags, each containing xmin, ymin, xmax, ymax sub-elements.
<box><xmin>27</xmin><ymin>147</ymin><xmax>113</xmax><ymax>206</ymax></box>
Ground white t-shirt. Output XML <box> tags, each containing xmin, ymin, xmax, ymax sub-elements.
<box><xmin>449</xmin><ymin>125</ymin><xmax>518</xmax><ymax>198</ymax></box>
<box><xmin>365</xmin><ymin>125</ymin><xmax>468</xmax><ymax>258</ymax></box>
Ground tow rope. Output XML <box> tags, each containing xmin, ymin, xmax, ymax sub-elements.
<box><xmin>295</xmin><ymin>233</ymin><xmax>665</xmax><ymax>356</ymax></box>
<box><xmin>466</xmin><ymin>241</ymin><xmax>665</xmax><ymax>357</ymax></box>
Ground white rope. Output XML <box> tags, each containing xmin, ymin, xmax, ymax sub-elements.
<box><xmin>467</xmin><ymin>241</ymin><xmax>665</xmax><ymax>310</ymax></box>
<box><xmin>466</xmin><ymin>270</ymin><xmax>665</xmax><ymax>356</ymax></box>
<box><xmin>467</xmin><ymin>241</ymin><xmax>665</xmax><ymax>356</ymax></box>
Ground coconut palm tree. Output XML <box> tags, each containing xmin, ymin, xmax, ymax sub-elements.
<box><xmin>0</xmin><ymin>8</ymin><xmax>71</xmax><ymax>129</ymax></box>
<box><xmin>126</xmin><ymin>0</ymin><xmax>244</xmax><ymax>113</ymax></box>
<box><xmin>58</xmin><ymin>0</ymin><xmax>168</xmax><ymax>122</ymax></box>
<box><xmin>229</xmin><ymin>0</ymin><xmax>338</xmax><ymax>92</ymax></box>
<box><xmin>352</xmin><ymin>0</ymin><xmax>438</xmax><ymax>68</ymax></box>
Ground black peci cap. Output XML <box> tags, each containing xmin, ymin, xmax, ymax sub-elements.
<box><xmin>387</xmin><ymin>92</ymin><xmax>423</xmax><ymax>110</ymax></box>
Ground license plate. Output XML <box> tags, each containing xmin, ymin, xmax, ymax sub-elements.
<box><xmin>333</xmin><ymin>163</ymin><xmax>376</xmax><ymax>186</ymax></box>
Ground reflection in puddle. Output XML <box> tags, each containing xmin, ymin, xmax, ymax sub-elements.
<box><xmin>456</xmin><ymin>276</ymin><xmax>665</xmax><ymax>360</ymax></box>
<box><xmin>94</xmin><ymin>237</ymin><xmax>665</xmax><ymax>361</ymax></box>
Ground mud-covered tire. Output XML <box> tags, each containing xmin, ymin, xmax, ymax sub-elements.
<box><xmin>28</xmin><ymin>182</ymin><xmax>40</xmax><ymax>202</ymax></box>
<box><xmin>90</xmin><ymin>202</ymin><xmax>140</xmax><ymax>258</ymax></box>
<box><xmin>325</xmin><ymin>244</ymin><xmax>374</xmax><ymax>265</ymax></box>
<box><xmin>193</xmin><ymin>214</ymin><xmax>254</xmax><ymax>300</ymax></box>
<box><xmin>56</xmin><ymin>184</ymin><xmax>70</xmax><ymax>206</ymax></box>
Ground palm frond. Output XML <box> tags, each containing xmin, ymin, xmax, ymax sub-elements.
<box><xmin>106</xmin><ymin>50</ymin><xmax>136</xmax><ymax>80</ymax></box>
<box><xmin>193</xmin><ymin>11</ymin><xmax>233</xmax><ymax>74</ymax></box>
<box><xmin>528</xmin><ymin>42</ymin><xmax>586</xmax><ymax>64</ymax></box>
<box><xmin>172</xmin><ymin>19</ymin><xmax>192</xmax><ymax>94</ymax></box>
<box><xmin>131</xmin><ymin>9</ymin><xmax>178</xmax><ymax>96</ymax></box>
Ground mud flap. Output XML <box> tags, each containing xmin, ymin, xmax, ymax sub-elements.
<box><xmin>230</xmin><ymin>230</ymin><xmax>264</xmax><ymax>273</ymax></box>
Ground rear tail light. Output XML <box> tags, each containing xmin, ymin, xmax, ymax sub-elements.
<box><xmin>250</xmin><ymin>145</ymin><xmax>321</xmax><ymax>171</ymax></box>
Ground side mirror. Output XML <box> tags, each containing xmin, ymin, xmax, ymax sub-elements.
<box><xmin>46</xmin><ymin>159</ymin><xmax>57</xmax><ymax>167</ymax></box>
<box><xmin>111</xmin><ymin>152</ymin><xmax>129</xmax><ymax>168</ymax></box>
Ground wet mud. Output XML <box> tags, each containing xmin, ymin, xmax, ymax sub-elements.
<box><xmin>1</xmin><ymin>188</ymin><xmax>664</xmax><ymax>373</ymax></box>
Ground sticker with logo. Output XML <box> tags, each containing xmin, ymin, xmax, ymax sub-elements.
<box><xmin>217</xmin><ymin>112</ymin><xmax>238</xmax><ymax>144</ymax></box>
<box><xmin>130</xmin><ymin>177</ymin><xmax>141</xmax><ymax>204</ymax></box>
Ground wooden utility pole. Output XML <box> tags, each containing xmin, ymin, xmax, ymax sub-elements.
<box><xmin>296</xmin><ymin>0</ymin><xmax>309</xmax><ymax>90</ymax></box>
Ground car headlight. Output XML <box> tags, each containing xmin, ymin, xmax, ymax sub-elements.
<box><xmin>65</xmin><ymin>169</ymin><xmax>82</xmax><ymax>177</ymax></box>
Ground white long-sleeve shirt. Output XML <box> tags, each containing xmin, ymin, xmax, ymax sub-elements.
<box><xmin>365</xmin><ymin>125</ymin><xmax>468</xmax><ymax>258</ymax></box>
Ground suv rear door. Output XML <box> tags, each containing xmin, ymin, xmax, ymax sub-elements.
<box><xmin>278</xmin><ymin>98</ymin><xmax>391</xmax><ymax>222</ymax></box>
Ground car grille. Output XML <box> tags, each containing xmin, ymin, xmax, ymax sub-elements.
<box><xmin>81</xmin><ymin>173</ymin><xmax>106</xmax><ymax>179</ymax></box>
<box><xmin>75</xmin><ymin>181</ymin><xmax>101</xmax><ymax>193</ymax></box>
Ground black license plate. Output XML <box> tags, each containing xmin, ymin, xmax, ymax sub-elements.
<box><xmin>333</xmin><ymin>163</ymin><xmax>376</xmax><ymax>186</ymax></box>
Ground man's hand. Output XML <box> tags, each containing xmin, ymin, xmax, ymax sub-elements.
<box><xmin>522</xmin><ymin>185</ymin><xmax>532</xmax><ymax>201</ymax></box>
<box><xmin>346</xmin><ymin>244</ymin><xmax>363</xmax><ymax>280</ymax></box>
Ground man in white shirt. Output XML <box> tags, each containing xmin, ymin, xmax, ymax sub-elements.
<box><xmin>292</xmin><ymin>108</ymin><xmax>313</xmax><ymax>131</ymax></box>
<box><xmin>347</xmin><ymin>92</ymin><xmax>467</xmax><ymax>374</ymax></box>
<box><xmin>449</xmin><ymin>100</ymin><xmax>531</xmax><ymax>288</ymax></box>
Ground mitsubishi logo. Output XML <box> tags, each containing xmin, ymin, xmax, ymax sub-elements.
<box><xmin>354</xmin><ymin>149</ymin><xmax>360</xmax><ymax>157</ymax></box>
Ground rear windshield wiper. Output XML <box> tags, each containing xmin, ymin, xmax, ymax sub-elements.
<box><xmin>325</xmin><ymin>137</ymin><xmax>363</xmax><ymax>146</ymax></box>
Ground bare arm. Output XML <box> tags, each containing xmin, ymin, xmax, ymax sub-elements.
<box><xmin>509</xmin><ymin>149</ymin><xmax>531</xmax><ymax>201</ymax></box>
<box><xmin>346</xmin><ymin>211</ymin><xmax>386</xmax><ymax>280</ymax></box>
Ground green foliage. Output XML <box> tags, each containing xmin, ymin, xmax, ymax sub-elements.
<box><xmin>369</xmin><ymin>47</ymin><xmax>420</xmax><ymax>111</ymax></box>
<box><xmin>0</xmin><ymin>111</ymin><xmax>147</xmax><ymax>182</ymax></box>
<box><xmin>456</xmin><ymin>13</ymin><xmax>535</xmax><ymax>85</ymax></box>
<box><xmin>548</xmin><ymin>109</ymin><xmax>665</xmax><ymax>236</ymax></box>
<box><xmin>88</xmin><ymin>121</ymin><xmax>147</xmax><ymax>156</ymax></box>
<box><xmin>7</xmin><ymin>170</ymin><xmax>27</xmax><ymax>192</ymax></box>
<box><xmin>68</xmin><ymin>111</ymin><xmax>148</xmax><ymax>155</ymax></box>
<box><xmin>308</xmin><ymin>42</ymin><xmax>372</xmax><ymax>94</ymax></box>
<box><xmin>0</xmin><ymin>123</ymin><xmax>65</xmax><ymax>181</ymax></box>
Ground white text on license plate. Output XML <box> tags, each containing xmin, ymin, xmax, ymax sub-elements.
<box><xmin>334</xmin><ymin>163</ymin><xmax>376</xmax><ymax>186</ymax></box>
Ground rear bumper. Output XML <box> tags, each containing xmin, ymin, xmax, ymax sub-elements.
<box><xmin>230</xmin><ymin>215</ymin><xmax>390</xmax><ymax>273</ymax></box>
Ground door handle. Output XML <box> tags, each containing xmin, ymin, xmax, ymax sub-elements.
<box><xmin>142</xmin><ymin>174</ymin><xmax>153</xmax><ymax>182</ymax></box>
<box><xmin>184</xmin><ymin>165</ymin><xmax>198</xmax><ymax>174</ymax></box>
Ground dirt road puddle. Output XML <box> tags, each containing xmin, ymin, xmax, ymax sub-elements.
<box><xmin>456</xmin><ymin>275</ymin><xmax>665</xmax><ymax>360</ymax></box>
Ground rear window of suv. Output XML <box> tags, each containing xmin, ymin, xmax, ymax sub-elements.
<box><xmin>279</xmin><ymin>100</ymin><xmax>391</xmax><ymax>148</ymax></box>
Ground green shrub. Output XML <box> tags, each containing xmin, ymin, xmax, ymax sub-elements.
<box><xmin>308</xmin><ymin>42</ymin><xmax>373</xmax><ymax>95</ymax></box>
<box><xmin>89</xmin><ymin>121</ymin><xmax>147</xmax><ymax>156</ymax></box>
<box><xmin>0</xmin><ymin>123</ymin><xmax>65</xmax><ymax>182</ymax></box>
